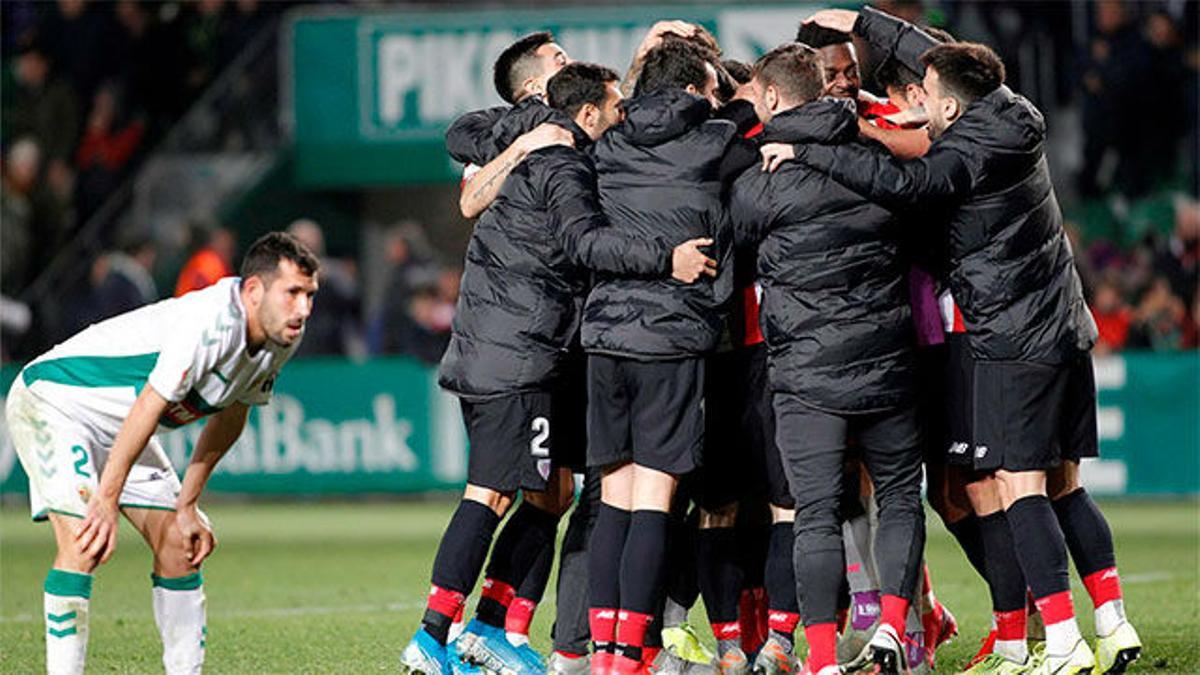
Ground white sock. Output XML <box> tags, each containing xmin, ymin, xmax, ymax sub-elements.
<box><xmin>1044</xmin><ymin>618</ymin><xmax>1083</xmax><ymax>656</ymax></box>
<box><xmin>44</xmin><ymin>569</ymin><xmax>92</xmax><ymax>675</ymax></box>
<box><xmin>1095</xmin><ymin>599</ymin><xmax>1126</xmax><ymax>638</ymax></box>
<box><xmin>152</xmin><ymin>572</ymin><xmax>207</xmax><ymax>675</ymax></box>
<box><xmin>994</xmin><ymin>639</ymin><xmax>1028</xmax><ymax>663</ymax></box>
<box><xmin>842</xmin><ymin>512</ymin><xmax>879</xmax><ymax>594</ymax></box>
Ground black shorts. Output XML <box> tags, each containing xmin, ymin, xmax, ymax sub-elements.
<box><xmin>586</xmin><ymin>354</ymin><xmax>705</xmax><ymax>476</ymax></box>
<box><xmin>971</xmin><ymin>352</ymin><xmax>1099</xmax><ymax>472</ymax></box>
<box><xmin>462</xmin><ymin>385</ymin><xmax>584</xmax><ymax>493</ymax></box>
<box><xmin>942</xmin><ymin>334</ymin><xmax>975</xmax><ymax>467</ymax></box>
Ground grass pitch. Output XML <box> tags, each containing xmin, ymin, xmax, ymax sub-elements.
<box><xmin>1</xmin><ymin>499</ymin><xmax>1196</xmax><ymax>673</ymax></box>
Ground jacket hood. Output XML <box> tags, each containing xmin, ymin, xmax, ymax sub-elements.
<box><xmin>492</xmin><ymin>97</ymin><xmax>593</xmax><ymax>152</ymax></box>
<box><xmin>950</xmin><ymin>85</ymin><xmax>1045</xmax><ymax>153</ymax></box>
<box><xmin>619</xmin><ymin>89</ymin><xmax>714</xmax><ymax>146</ymax></box>
<box><xmin>760</xmin><ymin>97</ymin><xmax>859</xmax><ymax>145</ymax></box>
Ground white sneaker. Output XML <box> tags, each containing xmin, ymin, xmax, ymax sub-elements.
<box><xmin>1030</xmin><ymin>638</ymin><xmax>1096</xmax><ymax>675</ymax></box>
<box><xmin>868</xmin><ymin>624</ymin><xmax>908</xmax><ymax>675</ymax></box>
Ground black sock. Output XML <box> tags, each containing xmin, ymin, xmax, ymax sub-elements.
<box><xmin>945</xmin><ymin>514</ymin><xmax>990</xmax><ymax>582</ymax></box>
<box><xmin>588</xmin><ymin>503</ymin><xmax>630</xmax><ymax>653</ymax></box>
<box><xmin>666</xmin><ymin>510</ymin><xmax>700</xmax><ymax>609</ymax></box>
<box><xmin>1005</xmin><ymin>495</ymin><xmax>1070</xmax><ymax>600</ymax></box>
<box><xmin>476</xmin><ymin>502</ymin><xmax>556</xmax><ymax>626</ymax></box>
<box><xmin>1052</xmin><ymin>488</ymin><xmax>1116</xmax><ymax>578</ymax></box>
<box><xmin>517</xmin><ymin>536</ymin><xmax>556</xmax><ymax>604</ymax></box>
<box><xmin>738</xmin><ymin>521</ymin><xmax>769</xmax><ymax>590</ymax></box>
<box><xmin>620</xmin><ymin>510</ymin><xmax>671</xmax><ymax>615</ymax></box>
<box><xmin>697</xmin><ymin>526</ymin><xmax>744</xmax><ymax>628</ymax></box>
<box><xmin>977</xmin><ymin>511</ymin><xmax>1028</xmax><ymax>612</ymax></box>
<box><xmin>766</xmin><ymin>522</ymin><xmax>799</xmax><ymax>616</ymax></box>
<box><xmin>425</xmin><ymin>500</ymin><xmax>501</xmax><ymax>642</ymax></box>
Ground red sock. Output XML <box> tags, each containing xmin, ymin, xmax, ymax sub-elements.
<box><xmin>768</xmin><ymin>610</ymin><xmax>801</xmax><ymax>636</ymax></box>
<box><xmin>1033</xmin><ymin>590</ymin><xmax>1076</xmax><ymax>625</ymax></box>
<box><xmin>994</xmin><ymin>609</ymin><xmax>1028</xmax><ymax>642</ymax></box>
<box><xmin>804</xmin><ymin>622</ymin><xmax>838</xmax><ymax>670</ymax></box>
<box><xmin>713</xmin><ymin>621</ymin><xmax>742</xmax><ymax>643</ymax></box>
<box><xmin>754</xmin><ymin>587</ymin><xmax>769</xmax><ymax>651</ymax></box>
<box><xmin>880</xmin><ymin>594</ymin><xmax>909</xmax><ymax>637</ymax></box>
<box><xmin>426</xmin><ymin>584</ymin><xmax>465</xmax><ymax>619</ymax></box>
<box><xmin>1082</xmin><ymin>567</ymin><xmax>1122</xmax><ymax>608</ymax></box>
<box><xmin>589</xmin><ymin>607</ymin><xmax>618</xmax><ymax>650</ymax></box>
<box><xmin>555</xmin><ymin>649</ymin><xmax>587</xmax><ymax>659</ymax></box>
<box><xmin>452</xmin><ymin>603</ymin><xmax>464</xmax><ymax>625</ymax></box>
<box><xmin>505</xmin><ymin>598</ymin><xmax>537</xmax><ymax>637</ymax></box>
<box><xmin>616</xmin><ymin>610</ymin><xmax>654</xmax><ymax>656</ymax></box>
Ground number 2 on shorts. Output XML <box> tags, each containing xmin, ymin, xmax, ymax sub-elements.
<box><xmin>70</xmin><ymin>445</ymin><xmax>90</xmax><ymax>478</ymax></box>
<box><xmin>530</xmin><ymin>417</ymin><xmax>551</xmax><ymax>458</ymax></box>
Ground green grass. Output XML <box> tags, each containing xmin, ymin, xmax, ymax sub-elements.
<box><xmin>1</xmin><ymin>500</ymin><xmax>1196</xmax><ymax>673</ymax></box>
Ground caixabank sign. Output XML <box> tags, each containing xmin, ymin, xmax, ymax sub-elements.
<box><xmin>0</xmin><ymin>354</ymin><xmax>1196</xmax><ymax>497</ymax></box>
<box><xmin>285</xmin><ymin>3</ymin><xmax>821</xmax><ymax>186</ymax></box>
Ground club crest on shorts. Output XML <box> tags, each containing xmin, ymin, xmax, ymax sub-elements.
<box><xmin>974</xmin><ymin>445</ymin><xmax>989</xmax><ymax>459</ymax></box>
<box><xmin>537</xmin><ymin>458</ymin><xmax>551</xmax><ymax>480</ymax></box>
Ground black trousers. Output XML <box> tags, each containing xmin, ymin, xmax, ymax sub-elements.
<box><xmin>773</xmin><ymin>394</ymin><xmax>926</xmax><ymax>625</ymax></box>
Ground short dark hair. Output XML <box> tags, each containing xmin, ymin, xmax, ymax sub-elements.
<box><xmin>634</xmin><ymin>40</ymin><xmax>711</xmax><ymax>97</ymax></box>
<box><xmin>919</xmin><ymin>42</ymin><xmax>1005</xmax><ymax>105</ymax></box>
<box><xmin>875</xmin><ymin>27</ymin><xmax>953</xmax><ymax>91</ymax></box>
<box><xmin>722</xmin><ymin>59</ymin><xmax>754</xmax><ymax>85</ymax></box>
<box><xmin>753</xmin><ymin>43</ymin><xmax>825</xmax><ymax>106</ymax></box>
<box><xmin>493</xmin><ymin>32</ymin><xmax>555</xmax><ymax>104</ymax></box>
<box><xmin>547</xmin><ymin>62</ymin><xmax>620</xmax><ymax>119</ymax></box>
<box><xmin>240</xmin><ymin>232</ymin><xmax>320</xmax><ymax>281</ymax></box>
<box><xmin>795</xmin><ymin>23</ymin><xmax>852</xmax><ymax>49</ymax></box>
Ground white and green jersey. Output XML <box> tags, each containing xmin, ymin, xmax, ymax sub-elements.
<box><xmin>19</xmin><ymin>278</ymin><xmax>295</xmax><ymax>441</ymax></box>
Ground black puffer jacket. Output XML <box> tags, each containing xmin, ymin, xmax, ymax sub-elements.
<box><xmin>583</xmin><ymin>89</ymin><xmax>739</xmax><ymax>359</ymax></box>
<box><xmin>445</xmin><ymin>105</ymin><xmax>511</xmax><ymax>166</ymax></box>
<box><xmin>439</xmin><ymin>101</ymin><xmax>674</xmax><ymax>399</ymax></box>
<box><xmin>794</xmin><ymin>8</ymin><xmax>1097</xmax><ymax>364</ymax></box>
<box><xmin>730</xmin><ymin>99</ymin><xmax>914</xmax><ymax>413</ymax></box>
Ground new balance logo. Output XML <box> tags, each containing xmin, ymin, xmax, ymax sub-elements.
<box><xmin>948</xmin><ymin>442</ymin><xmax>969</xmax><ymax>455</ymax></box>
<box><xmin>1102</xmin><ymin>568</ymin><xmax>1119</xmax><ymax>580</ymax></box>
<box><xmin>594</xmin><ymin>610</ymin><xmax>616</xmax><ymax>620</ymax></box>
<box><xmin>716</xmin><ymin>623</ymin><xmax>740</xmax><ymax>636</ymax></box>
<box><xmin>768</xmin><ymin>612</ymin><xmax>791</xmax><ymax>623</ymax></box>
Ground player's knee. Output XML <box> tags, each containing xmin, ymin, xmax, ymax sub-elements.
<box><xmin>151</xmin><ymin>521</ymin><xmax>197</xmax><ymax>578</ymax></box>
<box><xmin>1047</xmin><ymin>461</ymin><xmax>1080</xmax><ymax>501</ymax></box>
<box><xmin>463</xmin><ymin>484</ymin><xmax>514</xmax><ymax>516</ymax></box>
<box><xmin>53</xmin><ymin>545</ymin><xmax>100</xmax><ymax>575</ymax></box>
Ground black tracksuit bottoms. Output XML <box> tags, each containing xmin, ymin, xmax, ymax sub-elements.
<box><xmin>772</xmin><ymin>393</ymin><xmax>926</xmax><ymax>626</ymax></box>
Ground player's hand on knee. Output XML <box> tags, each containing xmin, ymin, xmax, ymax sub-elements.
<box><xmin>176</xmin><ymin>505</ymin><xmax>217</xmax><ymax>566</ymax></box>
<box><xmin>672</xmin><ymin>237</ymin><xmax>717</xmax><ymax>283</ymax></box>
<box><xmin>76</xmin><ymin>498</ymin><xmax>120</xmax><ymax>564</ymax></box>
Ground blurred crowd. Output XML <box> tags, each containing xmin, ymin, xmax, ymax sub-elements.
<box><xmin>0</xmin><ymin>0</ymin><xmax>1196</xmax><ymax>365</ymax></box>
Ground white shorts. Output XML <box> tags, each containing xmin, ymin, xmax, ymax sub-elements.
<box><xmin>6</xmin><ymin>378</ymin><xmax>182</xmax><ymax>520</ymax></box>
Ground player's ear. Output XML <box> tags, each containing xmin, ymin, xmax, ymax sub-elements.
<box><xmin>243</xmin><ymin>275</ymin><xmax>266</xmax><ymax>305</ymax></box>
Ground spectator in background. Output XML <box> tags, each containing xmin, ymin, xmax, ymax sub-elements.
<box><xmin>1</xmin><ymin>138</ymin><xmax>40</xmax><ymax>297</ymax></box>
<box><xmin>181</xmin><ymin>0</ymin><xmax>226</xmax><ymax>96</ymax></box>
<box><xmin>75</xmin><ymin>82</ymin><xmax>145</xmax><ymax>217</ymax></box>
<box><xmin>38</xmin><ymin>0</ymin><xmax>109</xmax><ymax>104</ymax></box>
<box><xmin>63</xmin><ymin>234</ymin><xmax>159</xmax><ymax>335</ymax></box>
<box><xmin>174</xmin><ymin>224</ymin><xmax>235</xmax><ymax>296</ymax></box>
<box><xmin>379</xmin><ymin>281</ymin><xmax>454</xmax><ymax>364</ymax></box>
<box><xmin>287</xmin><ymin>218</ymin><xmax>365</xmax><ymax>358</ymax></box>
<box><xmin>1128</xmin><ymin>276</ymin><xmax>1191</xmax><ymax>350</ymax></box>
<box><xmin>1155</xmin><ymin>196</ymin><xmax>1199</xmax><ymax>307</ymax></box>
<box><xmin>1090</xmin><ymin>277</ymin><xmax>1134</xmax><ymax>354</ymax></box>
<box><xmin>2</xmin><ymin>43</ymin><xmax>79</xmax><ymax>164</ymax></box>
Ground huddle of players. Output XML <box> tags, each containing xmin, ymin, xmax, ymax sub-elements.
<box><xmin>402</xmin><ymin>6</ymin><xmax>1143</xmax><ymax>675</ymax></box>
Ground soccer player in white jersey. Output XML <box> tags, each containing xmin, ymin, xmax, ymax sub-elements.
<box><xmin>6</xmin><ymin>232</ymin><xmax>319</xmax><ymax>675</ymax></box>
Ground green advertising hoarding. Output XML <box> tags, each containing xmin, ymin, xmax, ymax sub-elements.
<box><xmin>287</xmin><ymin>3</ymin><xmax>823</xmax><ymax>186</ymax></box>
<box><xmin>0</xmin><ymin>358</ymin><xmax>467</xmax><ymax>497</ymax></box>
<box><xmin>0</xmin><ymin>354</ymin><xmax>1196</xmax><ymax>498</ymax></box>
